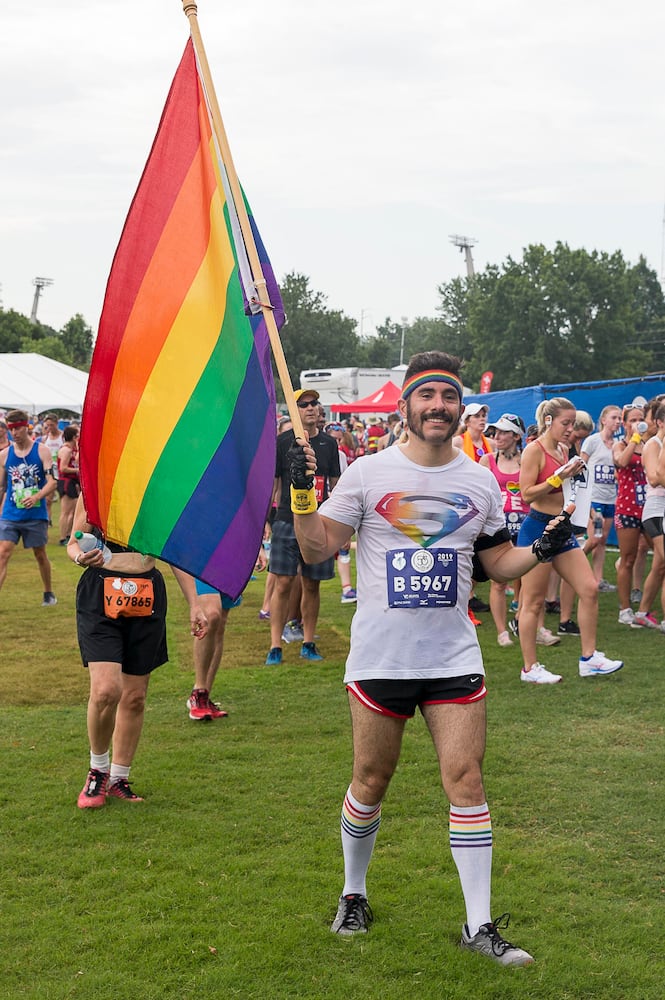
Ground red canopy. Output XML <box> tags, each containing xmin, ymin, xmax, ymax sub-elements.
<box><xmin>333</xmin><ymin>380</ymin><xmax>402</xmax><ymax>414</ymax></box>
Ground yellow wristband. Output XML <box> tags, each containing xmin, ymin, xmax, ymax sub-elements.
<box><xmin>290</xmin><ymin>484</ymin><xmax>317</xmax><ymax>515</ymax></box>
<box><xmin>546</xmin><ymin>474</ymin><xmax>563</xmax><ymax>489</ymax></box>
<box><xmin>631</xmin><ymin>432</ymin><xmax>641</xmax><ymax>444</ymax></box>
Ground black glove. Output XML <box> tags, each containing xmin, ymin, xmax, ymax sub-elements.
<box><xmin>287</xmin><ymin>442</ymin><xmax>314</xmax><ymax>490</ymax></box>
<box><xmin>532</xmin><ymin>511</ymin><xmax>574</xmax><ymax>562</ymax></box>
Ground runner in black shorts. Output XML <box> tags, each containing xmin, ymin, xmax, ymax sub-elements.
<box><xmin>68</xmin><ymin>494</ymin><xmax>208</xmax><ymax>809</ymax></box>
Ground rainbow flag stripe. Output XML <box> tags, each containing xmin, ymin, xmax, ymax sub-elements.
<box><xmin>81</xmin><ymin>39</ymin><xmax>282</xmax><ymax>598</ymax></box>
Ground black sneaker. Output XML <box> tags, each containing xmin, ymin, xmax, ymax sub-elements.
<box><xmin>544</xmin><ymin>600</ymin><xmax>560</xmax><ymax>615</ymax></box>
<box><xmin>330</xmin><ymin>894</ymin><xmax>374</xmax><ymax>936</ymax></box>
<box><xmin>558</xmin><ymin>619</ymin><xmax>581</xmax><ymax>635</ymax></box>
<box><xmin>469</xmin><ymin>596</ymin><xmax>490</xmax><ymax>613</ymax></box>
<box><xmin>508</xmin><ymin>618</ymin><xmax>519</xmax><ymax>637</ymax></box>
<box><xmin>460</xmin><ymin>913</ymin><xmax>534</xmax><ymax>966</ymax></box>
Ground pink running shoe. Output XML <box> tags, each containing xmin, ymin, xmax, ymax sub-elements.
<box><xmin>77</xmin><ymin>768</ymin><xmax>109</xmax><ymax>809</ymax></box>
<box><xmin>107</xmin><ymin>778</ymin><xmax>144</xmax><ymax>801</ymax></box>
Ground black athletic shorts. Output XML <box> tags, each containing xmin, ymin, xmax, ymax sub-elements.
<box><xmin>347</xmin><ymin>675</ymin><xmax>487</xmax><ymax>719</ymax></box>
<box><xmin>76</xmin><ymin>566</ymin><xmax>168</xmax><ymax>675</ymax></box>
<box><xmin>57</xmin><ymin>478</ymin><xmax>80</xmax><ymax>499</ymax></box>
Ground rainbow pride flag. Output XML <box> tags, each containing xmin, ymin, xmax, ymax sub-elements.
<box><xmin>80</xmin><ymin>38</ymin><xmax>283</xmax><ymax>599</ymax></box>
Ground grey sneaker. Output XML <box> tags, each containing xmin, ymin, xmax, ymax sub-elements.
<box><xmin>460</xmin><ymin>913</ymin><xmax>534</xmax><ymax>966</ymax></box>
<box><xmin>598</xmin><ymin>579</ymin><xmax>616</xmax><ymax>593</ymax></box>
<box><xmin>281</xmin><ymin>619</ymin><xmax>304</xmax><ymax>643</ymax></box>
<box><xmin>42</xmin><ymin>592</ymin><xmax>57</xmax><ymax>606</ymax></box>
<box><xmin>331</xmin><ymin>894</ymin><xmax>373</xmax><ymax>936</ymax></box>
<box><xmin>631</xmin><ymin>588</ymin><xmax>642</xmax><ymax>604</ymax></box>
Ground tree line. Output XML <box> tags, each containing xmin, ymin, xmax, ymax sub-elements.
<box><xmin>3</xmin><ymin>241</ymin><xmax>664</xmax><ymax>390</ymax></box>
<box><xmin>0</xmin><ymin>309</ymin><xmax>93</xmax><ymax>371</ymax></box>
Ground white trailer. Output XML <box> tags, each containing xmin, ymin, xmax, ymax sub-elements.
<box><xmin>299</xmin><ymin>367</ymin><xmax>399</xmax><ymax>408</ymax></box>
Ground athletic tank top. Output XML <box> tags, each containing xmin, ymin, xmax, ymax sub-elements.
<box><xmin>534</xmin><ymin>440</ymin><xmax>565</xmax><ymax>494</ymax></box>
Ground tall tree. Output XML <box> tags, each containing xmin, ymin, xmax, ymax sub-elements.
<box><xmin>0</xmin><ymin>309</ymin><xmax>34</xmax><ymax>352</ymax></box>
<box><xmin>436</xmin><ymin>243</ymin><xmax>660</xmax><ymax>390</ymax></box>
<box><xmin>277</xmin><ymin>272</ymin><xmax>360</xmax><ymax>392</ymax></box>
<box><xmin>60</xmin><ymin>314</ymin><xmax>94</xmax><ymax>370</ymax></box>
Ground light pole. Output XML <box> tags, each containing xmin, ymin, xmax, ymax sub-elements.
<box><xmin>399</xmin><ymin>316</ymin><xmax>408</xmax><ymax>366</ymax></box>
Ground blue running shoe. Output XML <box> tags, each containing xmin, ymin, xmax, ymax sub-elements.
<box><xmin>300</xmin><ymin>641</ymin><xmax>323</xmax><ymax>661</ymax></box>
<box><xmin>265</xmin><ymin>647</ymin><xmax>283</xmax><ymax>666</ymax></box>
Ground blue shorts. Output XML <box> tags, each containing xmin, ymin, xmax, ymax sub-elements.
<box><xmin>592</xmin><ymin>503</ymin><xmax>615</xmax><ymax>520</ymax></box>
<box><xmin>517</xmin><ymin>509</ymin><xmax>579</xmax><ymax>553</ymax></box>
<box><xmin>194</xmin><ymin>578</ymin><xmax>242</xmax><ymax>610</ymax></box>
<box><xmin>347</xmin><ymin>676</ymin><xmax>487</xmax><ymax>719</ymax></box>
<box><xmin>0</xmin><ymin>518</ymin><xmax>49</xmax><ymax>548</ymax></box>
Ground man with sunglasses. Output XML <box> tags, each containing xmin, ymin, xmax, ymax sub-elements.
<box><xmin>265</xmin><ymin>389</ymin><xmax>340</xmax><ymax>665</ymax></box>
<box><xmin>0</xmin><ymin>409</ymin><xmax>58</xmax><ymax>605</ymax></box>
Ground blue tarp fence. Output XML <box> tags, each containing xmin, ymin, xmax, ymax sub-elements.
<box><xmin>463</xmin><ymin>374</ymin><xmax>665</xmax><ymax>430</ymax></box>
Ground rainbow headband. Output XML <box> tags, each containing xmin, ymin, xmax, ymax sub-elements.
<box><xmin>401</xmin><ymin>370</ymin><xmax>463</xmax><ymax>401</ymax></box>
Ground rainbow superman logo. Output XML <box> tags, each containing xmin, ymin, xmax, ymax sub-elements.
<box><xmin>375</xmin><ymin>492</ymin><xmax>479</xmax><ymax>548</ymax></box>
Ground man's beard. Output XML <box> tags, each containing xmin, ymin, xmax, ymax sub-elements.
<box><xmin>405</xmin><ymin>401</ymin><xmax>459</xmax><ymax>443</ymax></box>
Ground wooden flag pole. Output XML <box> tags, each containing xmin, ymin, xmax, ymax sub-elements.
<box><xmin>181</xmin><ymin>1</ymin><xmax>305</xmax><ymax>439</ymax></box>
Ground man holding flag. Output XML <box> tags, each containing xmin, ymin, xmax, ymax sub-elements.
<box><xmin>289</xmin><ymin>350</ymin><xmax>577</xmax><ymax>965</ymax></box>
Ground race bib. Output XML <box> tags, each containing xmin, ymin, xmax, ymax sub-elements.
<box><xmin>14</xmin><ymin>485</ymin><xmax>41</xmax><ymax>509</ymax></box>
<box><xmin>594</xmin><ymin>463</ymin><xmax>616</xmax><ymax>486</ymax></box>
<box><xmin>386</xmin><ymin>548</ymin><xmax>458</xmax><ymax>608</ymax></box>
<box><xmin>314</xmin><ymin>475</ymin><xmax>325</xmax><ymax>503</ymax></box>
<box><xmin>103</xmin><ymin>577</ymin><xmax>155</xmax><ymax>618</ymax></box>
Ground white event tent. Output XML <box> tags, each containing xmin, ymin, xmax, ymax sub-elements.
<box><xmin>0</xmin><ymin>353</ymin><xmax>89</xmax><ymax>415</ymax></box>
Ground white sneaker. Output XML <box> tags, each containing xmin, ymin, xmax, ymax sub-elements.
<box><xmin>579</xmin><ymin>651</ymin><xmax>624</xmax><ymax>677</ymax></box>
<box><xmin>618</xmin><ymin>608</ymin><xmax>636</xmax><ymax>626</ymax></box>
<box><xmin>520</xmin><ymin>662</ymin><xmax>562</xmax><ymax>684</ymax></box>
<box><xmin>536</xmin><ymin>626</ymin><xmax>561</xmax><ymax>646</ymax></box>
<box><xmin>497</xmin><ymin>631</ymin><xmax>513</xmax><ymax>647</ymax></box>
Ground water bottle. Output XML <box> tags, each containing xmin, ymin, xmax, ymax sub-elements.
<box><xmin>74</xmin><ymin>530</ymin><xmax>112</xmax><ymax>565</ymax></box>
<box><xmin>593</xmin><ymin>510</ymin><xmax>603</xmax><ymax>538</ymax></box>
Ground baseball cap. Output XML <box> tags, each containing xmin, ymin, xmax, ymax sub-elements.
<box><xmin>488</xmin><ymin>413</ymin><xmax>524</xmax><ymax>436</ymax></box>
<box><xmin>294</xmin><ymin>388</ymin><xmax>320</xmax><ymax>403</ymax></box>
<box><xmin>464</xmin><ymin>402</ymin><xmax>489</xmax><ymax>418</ymax></box>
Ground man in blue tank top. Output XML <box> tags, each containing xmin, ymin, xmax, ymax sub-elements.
<box><xmin>0</xmin><ymin>409</ymin><xmax>58</xmax><ymax>605</ymax></box>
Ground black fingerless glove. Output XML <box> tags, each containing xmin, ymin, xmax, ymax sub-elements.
<box><xmin>287</xmin><ymin>442</ymin><xmax>316</xmax><ymax>514</ymax></box>
<box><xmin>532</xmin><ymin>511</ymin><xmax>574</xmax><ymax>562</ymax></box>
<box><xmin>287</xmin><ymin>443</ymin><xmax>314</xmax><ymax>490</ymax></box>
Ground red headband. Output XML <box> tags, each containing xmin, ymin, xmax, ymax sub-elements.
<box><xmin>7</xmin><ymin>420</ymin><xmax>29</xmax><ymax>429</ymax></box>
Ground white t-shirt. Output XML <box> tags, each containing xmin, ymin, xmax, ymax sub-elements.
<box><xmin>582</xmin><ymin>433</ymin><xmax>617</xmax><ymax>505</ymax></box>
<box><xmin>318</xmin><ymin>446</ymin><xmax>505</xmax><ymax>682</ymax></box>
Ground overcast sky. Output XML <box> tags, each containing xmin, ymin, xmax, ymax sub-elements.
<box><xmin>1</xmin><ymin>0</ymin><xmax>664</xmax><ymax>337</ymax></box>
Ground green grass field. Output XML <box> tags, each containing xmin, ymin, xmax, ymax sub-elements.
<box><xmin>1</xmin><ymin>528</ymin><xmax>663</xmax><ymax>999</ymax></box>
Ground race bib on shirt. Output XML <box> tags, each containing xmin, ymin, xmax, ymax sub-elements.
<box><xmin>594</xmin><ymin>463</ymin><xmax>615</xmax><ymax>486</ymax></box>
<box><xmin>314</xmin><ymin>475</ymin><xmax>325</xmax><ymax>503</ymax></box>
<box><xmin>103</xmin><ymin>577</ymin><xmax>155</xmax><ymax>618</ymax></box>
<box><xmin>386</xmin><ymin>548</ymin><xmax>458</xmax><ymax>608</ymax></box>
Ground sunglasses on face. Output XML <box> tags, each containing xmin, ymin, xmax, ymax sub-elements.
<box><xmin>297</xmin><ymin>399</ymin><xmax>319</xmax><ymax>409</ymax></box>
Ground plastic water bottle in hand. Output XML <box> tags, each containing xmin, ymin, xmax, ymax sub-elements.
<box><xmin>593</xmin><ymin>510</ymin><xmax>603</xmax><ymax>538</ymax></box>
<box><xmin>74</xmin><ymin>531</ymin><xmax>112</xmax><ymax>565</ymax></box>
